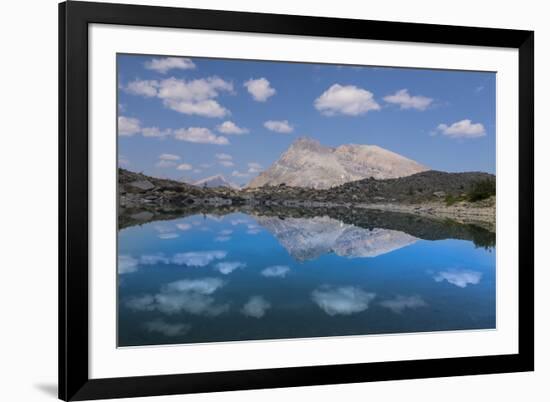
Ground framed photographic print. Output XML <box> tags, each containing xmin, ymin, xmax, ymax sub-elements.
<box><xmin>59</xmin><ymin>1</ymin><xmax>534</xmax><ymax>400</ymax></box>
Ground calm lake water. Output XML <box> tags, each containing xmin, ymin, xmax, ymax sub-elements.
<box><xmin>118</xmin><ymin>209</ymin><xmax>496</xmax><ymax>347</ymax></box>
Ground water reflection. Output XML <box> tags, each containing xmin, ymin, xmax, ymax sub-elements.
<box><xmin>125</xmin><ymin>277</ymin><xmax>229</xmax><ymax>316</ymax></box>
<box><xmin>433</xmin><ymin>269</ymin><xmax>483</xmax><ymax>288</ymax></box>
<box><xmin>118</xmin><ymin>207</ymin><xmax>496</xmax><ymax>346</ymax></box>
<box><xmin>241</xmin><ymin>296</ymin><xmax>271</xmax><ymax>318</ymax></box>
<box><xmin>257</xmin><ymin>216</ymin><xmax>418</xmax><ymax>260</ymax></box>
<box><xmin>379</xmin><ymin>295</ymin><xmax>428</xmax><ymax>314</ymax></box>
<box><xmin>312</xmin><ymin>286</ymin><xmax>376</xmax><ymax>316</ymax></box>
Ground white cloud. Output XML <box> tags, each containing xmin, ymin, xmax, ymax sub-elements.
<box><xmin>176</xmin><ymin>163</ymin><xmax>193</xmax><ymax>171</ymax></box>
<box><xmin>215</xmin><ymin>261</ymin><xmax>246</xmax><ymax>275</ymax></box>
<box><xmin>156</xmin><ymin>153</ymin><xmax>181</xmax><ymax>168</ymax></box>
<box><xmin>244</xmin><ymin>78</ymin><xmax>276</xmax><ymax>102</ymax></box>
<box><xmin>171</xmin><ymin>250</ymin><xmax>227</xmax><ymax>267</ymax></box>
<box><xmin>247</xmin><ymin>162</ymin><xmax>262</xmax><ymax>174</ymax></box>
<box><xmin>158</xmin><ymin>76</ymin><xmax>232</xmax><ymax>101</ymax></box>
<box><xmin>141</xmin><ymin>127</ymin><xmax>171</xmax><ymax>138</ymax></box>
<box><xmin>383</xmin><ymin>89</ymin><xmax>433</xmax><ymax>110</ymax></box>
<box><xmin>125</xmin><ymin>79</ymin><xmax>158</xmax><ymax>97</ymax></box>
<box><xmin>118</xmin><ymin>116</ymin><xmax>142</xmax><ymax>136</ymax></box>
<box><xmin>215</xmin><ymin>153</ymin><xmax>234</xmax><ymax>167</ymax></box>
<box><xmin>312</xmin><ymin>286</ymin><xmax>376</xmax><ymax>316</ymax></box>
<box><xmin>118</xmin><ymin>117</ymin><xmax>172</xmax><ymax>139</ymax></box>
<box><xmin>126</xmin><ymin>278</ymin><xmax>228</xmax><ymax>316</ymax></box>
<box><xmin>241</xmin><ymin>296</ymin><xmax>271</xmax><ymax>318</ymax></box>
<box><xmin>216</xmin><ymin>121</ymin><xmax>249</xmax><ymax>135</ymax></box>
<box><xmin>144</xmin><ymin>57</ymin><xmax>196</xmax><ymax>74</ymax></box>
<box><xmin>264</xmin><ymin>120</ymin><xmax>294</xmax><ymax>133</ymax></box>
<box><xmin>118</xmin><ymin>156</ymin><xmax>130</xmax><ymax>167</ymax></box>
<box><xmin>314</xmin><ymin>84</ymin><xmax>380</xmax><ymax>116</ymax></box>
<box><xmin>125</xmin><ymin>76</ymin><xmax>233</xmax><ymax>118</ymax></box>
<box><xmin>434</xmin><ymin>269</ymin><xmax>482</xmax><ymax>288</ymax></box>
<box><xmin>159</xmin><ymin>153</ymin><xmax>181</xmax><ymax>161</ymax></box>
<box><xmin>436</xmin><ymin>119</ymin><xmax>486</xmax><ymax>138</ymax></box>
<box><xmin>119</xmin><ymin>120</ymin><xmax>229</xmax><ymax>144</ymax></box>
<box><xmin>156</xmin><ymin>160</ymin><xmax>177</xmax><ymax>168</ymax></box>
<box><xmin>164</xmin><ymin>99</ymin><xmax>230</xmax><ymax>118</ymax></box>
<box><xmin>214</xmin><ymin>235</ymin><xmax>231</xmax><ymax>242</ymax></box>
<box><xmin>158</xmin><ymin>77</ymin><xmax>232</xmax><ymax>117</ymax></box>
<box><xmin>118</xmin><ymin>255</ymin><xmax>138</xmax><ymax>274</ymax></box>
<box><xmin>144</xmin><ymin>319</ymin><xmax>191</xmax><ymax>337</ymax></box>
<box><xmin>215</xmin><ymin>153</ymin><xmax>232</xmax><ymax>160</ymax></box>
<box><xmin>379</xmin><ymin>295</ymin><xmax>427</xmax><ymax>313</ymax></box>
<box><xmin>231</xmin><ymin>170</ymin><xmax>250</xmax><ymax>178</ymax></box>
<box><xmin>173</xmin><ymin>127</ymin><xmax>229</xmax><ymax>145</ymax></box>
<box><xmin>261</xmin><ymin>265</ymin><xmax>290</xmax><ymax>278</ymax></box>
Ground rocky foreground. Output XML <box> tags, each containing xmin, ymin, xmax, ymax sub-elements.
<box><xmin>119</xmin><ymin>168</ymin><xmax>496</xmax><ymax>231</ymax></box>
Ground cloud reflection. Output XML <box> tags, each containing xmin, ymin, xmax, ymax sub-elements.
<box><xmin>126</xmin><ymin>277</ymin><xmax>229</xmax><ymax>316</ymax></box>
<box><xmin>261</xmin><ymin>265</ymin><xmax>290</xmax><ymax>278</ymax></box>
<box><xmin>241</xmin><ymin>296</ymin><xmax>271</xmax><ymax>318</ymax></box>
<box><xmin>379</xmin><ymin>295</ymin><xmax>427</xmax><ymax>313</ymax></box>
<box><xmin>144</xmin><ymin>319</ymin><xmax>191</xmax><ymax>336</ymax></box>
<box><xmin>118</xmin><ymin>255</ymin><xmax>138</xmax><ymax>274</ymax></box>
<box><xmin>215</xmin><ymin>261</ymin><xmax>246</xmax><ymax>274</ymax></box>
<box><xmin>434</xmin><ymin>269</ymin><xmax>482</xmax><ymax>288</ymax></box>
<box><xmin>171</xmin><ymin>250</ymin><xmax>227</xmax><ymax>267</ymax></box>
<box><xmin>312</xmin><ymin>286</ymin><xmax>376</xmax><ymax>316</ymax></box>
<box><xmin>158</xmin><ymin>233</ymin><xmax>179</xmax><ymax>239</ymax></box>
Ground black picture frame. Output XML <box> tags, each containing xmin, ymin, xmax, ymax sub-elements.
<box><xmin>59</xmin><ymin>1</ymin><xmax>534</xmax><ymax>400</ymax></box>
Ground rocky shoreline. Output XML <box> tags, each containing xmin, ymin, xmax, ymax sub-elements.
<box><xmin>356</xmin><ymin>198</ymin><xmax>495</xmax><ymax>232</ymax></box>
<box><xmin>118</xmin><ymin>168</ymin><xmax>496</xmax><ymax>231</ymax></box>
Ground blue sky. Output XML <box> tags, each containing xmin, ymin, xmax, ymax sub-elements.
<box><xmin>118</xmin><ymin>54</ymin><xmax>495</xmax><ymax>185</ymax></box>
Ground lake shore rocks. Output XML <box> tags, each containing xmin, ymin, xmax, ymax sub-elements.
<box><xmin>118</xmin><ymin>168</ymin><xmax>495</xmax><ymax>231</ymax></box>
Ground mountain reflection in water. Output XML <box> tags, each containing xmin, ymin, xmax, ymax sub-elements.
<box><xmin>117</xmin><ymin>207</ymin><xmax>496</xmax><ymax>347</ymax></box>
<box><xmin>256</xmin><ymin>216</ymin><xmax>418</xmax><ymax>260</ymax></box>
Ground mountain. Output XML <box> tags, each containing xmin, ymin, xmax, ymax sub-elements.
<box><xmin>194</xmin><ymin>175</ymin><xmax>240</xmax><ymax>189</ymax></box>
<box><xmin>247</xmin><ymin>137</ymin><xmax>428</xmax><ymax>189</ymax></box>
<box><xmin>256</xmin><ymin>215</ymin><xmax>418</xmax><ymax>261</ymax></box>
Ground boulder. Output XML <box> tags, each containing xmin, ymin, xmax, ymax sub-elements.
<box><xmin>128</xmin><ymin>180</ymin><xmax>155</xmax><ymax>192</ymax></box>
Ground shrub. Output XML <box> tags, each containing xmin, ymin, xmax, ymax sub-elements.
<box><xmin>467</xmin><ymin>179</ymin><xmax>496</xmax><ymax>202</ymax></box>
<box><xmin>445</xmin><ymin>195</ymin><xmax>460</xmax><ymax>206</ymax></box>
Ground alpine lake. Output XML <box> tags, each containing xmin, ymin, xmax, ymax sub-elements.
<box><xmin>117</xmin><ymin>205</ymin><xmax>495</xmax><ymax>347</ymax></box>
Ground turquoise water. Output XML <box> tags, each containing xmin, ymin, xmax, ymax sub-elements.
<box><xmin>117</xmin><ymin>211</ymin><xmax>495</xmax><ymax>347</ymax></box>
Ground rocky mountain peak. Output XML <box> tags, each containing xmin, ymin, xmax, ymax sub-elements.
<box><xmin>247</xmin><ymin>137</ymin><xmax>429</xmax><ymax>189</ymax></box>
<box><xmin>289</xmin><ymin>136</ymin><xmax>327</xmax><ymax>153</ymax></box>
<box><xmin>194</xmin><ymin>175</ymin><xmax>240</xmax><ymax>189</ymax></box>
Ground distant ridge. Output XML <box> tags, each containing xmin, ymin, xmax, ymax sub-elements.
<box><xmin>247</xmin><ymin>137</ymin><xmax>428</xmax><ymax>189</ymax></box>
<box><xmin>194</xmin><ymin>174</ymin><xmax>240</xmax><ymax>189</ymax></box>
